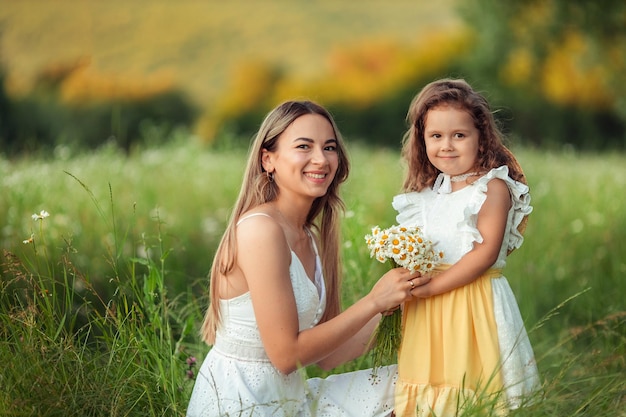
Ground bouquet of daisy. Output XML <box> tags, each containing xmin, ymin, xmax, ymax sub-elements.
<box><xmin>364</xmin><ymin>225</ymin><xmax>443</xmax><ymax>370</ymax></box>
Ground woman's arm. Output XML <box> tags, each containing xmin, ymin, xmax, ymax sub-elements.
<box><xmin>236</xmin><ymin>216</ymin><xmax>414</xmax><ymax>374</ymax></box>
<box><xmin>314</xmin><ymin>313</ymin><xmax>380</xmax><ymax>370</ymax></box>
<box><xmin>316</xmin><ymin>275</ymin><xmax>429</xmax><ymax>370</ymax></box>
<box><xmin>410</xmin><ymin>178</ymin><xmax>512</xmax><ymax>298</ymax></box>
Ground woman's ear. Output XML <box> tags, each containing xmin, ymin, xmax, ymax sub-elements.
<box><xmin>261</xmin><ymin>148</ymin><xmax>273</xmax><ymax>173</ymax></box>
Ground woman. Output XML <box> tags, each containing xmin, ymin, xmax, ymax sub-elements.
<box><xmin>187</xmin><ymin>100</ymin><xmax>425</xmax><ymax>416</ymax></box>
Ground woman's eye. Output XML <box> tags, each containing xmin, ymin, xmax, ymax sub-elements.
<box><xmin>325</xmin><ymin>145</ymin><xmax>337</xmax><ymax>151</ymax></box>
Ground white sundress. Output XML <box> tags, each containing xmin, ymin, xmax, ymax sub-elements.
<box><xmin>187</xmin><ymin>214</ymin><xmax>397</xmax><ymax>417</ymax></box>
<box><xmin>392</xmin><ymin>166</ymin><xmax>541</xmax><ymax>416</ymax></box>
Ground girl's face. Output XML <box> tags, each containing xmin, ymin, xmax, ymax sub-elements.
<box><xmin>423</xmin><ymin>104</ymin><xmax>480</xmax><ymax>176</ymax></box>
<box><xmin>262</xmin><ymin>113</ymin><xmax>339</xmax><ymax>203</ymax></box>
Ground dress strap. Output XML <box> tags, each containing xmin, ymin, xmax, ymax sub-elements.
<box><xmin>236</xmin><ymin>212</ymin><xmax>272</xmax><ymax>226</ymax></box>
<box><xmin>237</xmin><ymin>214</ymin><xmax>318</xmax><ymax>251</ymax></box>
<box><xmin>305</xmin><ymin>231</ymin><xmax>325</xmax><ymax>298</ymax></box>
<box><xmin>306</xmin><ymin>229</ymin><xmax>319</xmax><ymax>256</ymax></box>
<box><xmin>236</xmin><ymin>214</ymin><xmax>320</xmax><ymax>276</ymax></box>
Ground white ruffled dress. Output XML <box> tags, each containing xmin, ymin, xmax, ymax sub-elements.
<box><xmin>187</xmin><ymin>226</ymin><xmax>397</xmax><ymax>417</ymax></box>
<box><xmin>391</xmin><ymin>166</ymin><xmax>541</xmax><ymax>416</ymax></box>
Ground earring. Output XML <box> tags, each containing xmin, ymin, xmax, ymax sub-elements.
<box><xmin>267</xmin><ymin>171</ymin><xmax>274</xmax><ymax>182</ymax></box>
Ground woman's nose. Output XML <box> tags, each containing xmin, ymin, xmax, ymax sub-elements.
<box><xmin>311</xmin><ymin>147</ymin><xmax>329</xmax><ymax>164</ymax></box>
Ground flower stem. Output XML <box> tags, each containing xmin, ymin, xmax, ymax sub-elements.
<box><xmin>371</xmin><ymin>307</ymin><xmax>402</xmax><ymax>371</ymax></box>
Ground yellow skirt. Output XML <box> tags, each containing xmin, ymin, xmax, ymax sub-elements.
<box><xmin>394</xmin><ymin>266</ymin><xmax>507</xmax><ymax>417</ymax></box>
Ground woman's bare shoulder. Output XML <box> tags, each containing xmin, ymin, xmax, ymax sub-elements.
<box><xmin>236</xmin><ymin>208</ymin><xmax>287</xmax><ymax>253</ymax></box>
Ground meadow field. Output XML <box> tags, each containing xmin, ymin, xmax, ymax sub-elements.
<box><xmin>1</xmin><ymin>0</ymin><xmax>624</xmax><ymax>415</ymax></box>
<box><xmin>1</xmin><ymin>140</ymin><xmax>624</xmax><ymax>416</ymax></box>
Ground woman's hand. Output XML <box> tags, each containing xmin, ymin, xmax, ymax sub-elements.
<box><xmin>381</xmin><ymin>304</ymin><xmax>400</xmax><ymax>317</ymax></box>
<box><xmin>369</xmin><ymin>268</ymin><xmax>430</xmax><ymax>313</ymax></box>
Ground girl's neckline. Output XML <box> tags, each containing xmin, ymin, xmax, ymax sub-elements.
<box><xmin>433</xmin><ymin>172</ymin><xmax>482</xmax><ymax>194</ymax></box>
<box><xmin>450</xmin><ymin>172</ymin><xmax>479</xmax><ymax>182</ymax></box>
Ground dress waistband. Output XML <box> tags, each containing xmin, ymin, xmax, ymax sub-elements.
<box><xmin>213</xmin><ymin>336</ymin><xmax>271</xmax><ymax>362</ymax></box>
<box><xmin>432</xmin><ymin>263</ymin><xmax>503</xmax><ymax>279</ymax></box>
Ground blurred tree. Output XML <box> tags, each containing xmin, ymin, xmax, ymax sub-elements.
<box><xmin>0</xmin><ymin>68</ymin><xmax>15</xmax><ymax>152</ymax></box>
<box><xmin>0</xmin><ymin>26</ymin><xmax>16</xmax><ymax>153</ymax></box>
<box><xmin>0</xmin><ymin>58</ymin><xmax>197</xmax><ymax>155</ymax></box>
<box><xmin>459</xmin><ymin>0</ymin><xmax>626</xmax><ymax>149</ymax></box>
<box><xmin>200</xmin><ymin>33</ymin><xmax>471</xmax><ymax>149</ymax></box>
<box><xmin>195</xmin><ymin>60</ymin><xmax>282</xmax><ymax>146</ymax></box>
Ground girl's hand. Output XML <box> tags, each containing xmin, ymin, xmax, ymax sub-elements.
<box><xmin>409</xmin><ymin>273</ymin><xmax>434</xmax><ymax>298</ymax></box>
<box><xmin>409</xmin><ymin>274</ymin><xmax>431</xmax><ymax>289</ymax></box>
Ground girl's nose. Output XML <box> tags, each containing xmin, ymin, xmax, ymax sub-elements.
<box><xmin>441</xmin><ymin>137</ymin><xmax>454</xmax><ymax>151</ymax></box>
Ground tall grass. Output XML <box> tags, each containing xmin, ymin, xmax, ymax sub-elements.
<box><xmin>1</xmin><ymin>141</ymin><xmax>624</xmax><ymax>416</ymax></box>
<box><xmin>1</xmin><ymin>178</ymin><xmax>201</xmax><ymax>415</ymax></box>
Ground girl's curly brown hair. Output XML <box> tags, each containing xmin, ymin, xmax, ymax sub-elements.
<box><xmin>401</xmin><ymin>78</ymin><xmax>526</xmax><ymax>192</ymax></box>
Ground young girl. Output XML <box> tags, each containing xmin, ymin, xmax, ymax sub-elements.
<box><xmin>392</xmin><ymin>79</ymin><xmax>541</xmax><ymax>416</ymax></box>
<box><xmin>187</xmin><ymin>100</ymin><xmax>426</xmax><ymax>417</ymax></box>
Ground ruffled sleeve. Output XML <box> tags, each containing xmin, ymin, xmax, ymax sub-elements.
<box><xmin>392</xmin><ymin>192</ymin><xmax>424</xmax><ymax>226</ymax></box>
<box><xmin>462</xmin><ymin>165</ymin><xmax>533</xmax><ymax>253</ymax></box>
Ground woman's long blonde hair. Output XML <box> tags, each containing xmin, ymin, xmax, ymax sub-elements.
<box><xmin>201</xmin><ymin>100</ymin><xmax>350</xmax><ymax>345</ymax></box>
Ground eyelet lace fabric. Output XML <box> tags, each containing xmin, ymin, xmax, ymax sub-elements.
<box><xmin>391</xmin><ymin>166</ymin><xmax>541</xmax><ymax>415</ymax></box>
<box><xmin>394</xmin><ymin>166</ymin><xmax>532</xmax><ymax>267</ymax></box>
<box><xmin>187</xmin><ymin>245</ymin><xmax>397</xmax><ymax>417</ymax></box>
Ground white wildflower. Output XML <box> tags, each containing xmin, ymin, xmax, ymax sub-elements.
<box><xmin>32</xmin><ymin>210</ymin><xmax>50</xmax><ymax>221</ymax></box>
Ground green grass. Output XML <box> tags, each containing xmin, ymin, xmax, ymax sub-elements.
<box><xmin>1</xmin><ymin>141</ymin><xmax>625</xmax><ymax>416</ymax></box>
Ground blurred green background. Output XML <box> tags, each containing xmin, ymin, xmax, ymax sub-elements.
<box><xmin>1</xmin><ymin>0</ymin><xmax>624</xmax><ymax>155</ymax></box>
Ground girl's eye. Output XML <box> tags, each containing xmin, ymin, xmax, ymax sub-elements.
<box><xmin>296</xmin><ymin>144</ymin><xmax>310</xmax><ymax>149</ymax></box>
<box><xmin>324</xmin><ymin>145</ymin><xmax>337</xmax><ymax>151</ymax></box>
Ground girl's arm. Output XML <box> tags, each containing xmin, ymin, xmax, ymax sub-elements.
<box><xmin>411</xmin><ymin>178</ymin><xmax>512</xmax><ymax>298</ymax></box>
<box><xmin>237</xmin><ymin>216</ymin><xmax>415</xmax><ymax>375</ymax></box>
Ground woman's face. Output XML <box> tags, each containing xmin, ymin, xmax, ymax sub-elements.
<box><xmin>423</xmin><ymin>105</ymin><xmax>480</xmax><ymax>176</ymax></box>
<box><xmin>262</xmin><ymin>113</ymin><xmax>339</xmax><ymax>202</ymax></box>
